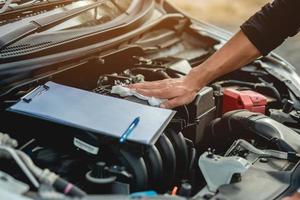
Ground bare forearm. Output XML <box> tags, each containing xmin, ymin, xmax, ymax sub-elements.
<box><xmin>188</xmin><ymin>30</ymin><xmax>261</xmax><ymax>89</ymax></box>
<box><xmin>130</xmin><ymin>30</ymin><xmax>262</xmax><ymax>108</ymax></box>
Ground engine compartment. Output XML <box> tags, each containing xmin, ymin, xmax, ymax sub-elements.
<box><xmin>1</xmin><ymin>17</ymin><xmax>300</xmax><ymax>200</ymax></box>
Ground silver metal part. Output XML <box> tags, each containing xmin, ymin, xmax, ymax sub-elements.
<box><xmin>0</xmin><ymin>133</ymin><xmax>58</xmax><ymax>188</ymax></box>
<box><xmin>225</xmin><ymin>139</ymin><xmax>292</xmax><ymax>161</ymax></box>
<box><xmin>0</xmin><ymin>132</ymin><xmax>18</xmax><ymax>147</ymax></box>
<box><xmin>17</xmin><ymin>151</ymin><xmax>58</xmax><ymax>185</ymax></box>
<box><xmin>168</xmin><ymin>59</ymin><xmax>192</xmax><ymax>75</ymax></box>
<box><xmin>0</xmin><ymin>146</ymin><xmax>40</xmax><ymax>188</ymax></box>
<box><xmin>0</xmin><ymin>170</ymin><xmax>29</xmax><ymax>194</ymax></box>
<box><xmin>0</xmin><ymin>187</ymin><xmax>31</xmax><ymax>200</ymax></box>
<box><xmin>198</xmin><ymin>151</ymin><xmax>251</xmax><ymax>193</ymax></box>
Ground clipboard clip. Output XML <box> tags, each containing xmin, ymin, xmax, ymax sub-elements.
<box><xmin>21</xmin><ymin>84</ymin><xmax>49</xmax><ymax>103</ymax></box>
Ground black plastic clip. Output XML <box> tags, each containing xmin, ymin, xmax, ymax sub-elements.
<box><xmin>21</xmin><ymin>84</ymin><xmax>49</xmax><ymax>103</ymax></box>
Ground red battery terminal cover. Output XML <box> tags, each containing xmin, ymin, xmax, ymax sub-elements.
<box><xmin>222</xmin><ymin>88</ymin><xmax>267</xmax><ymax>114</ymax></box>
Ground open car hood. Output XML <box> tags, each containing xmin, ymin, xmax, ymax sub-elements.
<box><xmin>0</xmin><ymin>0</ymin><xmax>154</xmax><ymax>60</ymax></box>
<box><xmin>1</xmin><ymin>1</ymin><xmax>300</xmax><ymax>200</ymax></box>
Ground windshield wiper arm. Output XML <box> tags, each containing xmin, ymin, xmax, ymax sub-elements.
<box><xmin>0</xmin><ymin>0</ymin><xmax>40</xmax><ymax>14</ymax></box>
<box><xmin>0</xmin><ymin>0</ymin><xmax>78</xmax><ymax>18</ymax></box>
<box><xmin>0</xmin><ymin>0</ymin><xmax>13</xmax><ymax>14</ymax></box>
<box><xmin>0</xmin><ymin>0</ymin><xmax>108</xmax><ymax>50</ymax></box>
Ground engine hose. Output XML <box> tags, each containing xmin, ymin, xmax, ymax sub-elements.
<box><xmin>17</xmin><ymin>150</ymin><xmax>86</xmax><ymax>198</ymax></box>
<box><xmin>53</xmin><ymin>177</ymin><xmax>86</xmax><ymax>198</ymax></box>
<box><xmin>208</xmin><ymin>110</ymin><xmax>300</xmax><ymax>152</ymax></box>
<box><xmin>0</xmin><ymin>146</ymin><xmax>40</xmax><ymax>188</ymax></box>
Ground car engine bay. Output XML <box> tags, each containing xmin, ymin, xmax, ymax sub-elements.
<box><xmin>1</xmin><ymin>2</ymin><xmax>300</xmax><ymax>199</ymax></box>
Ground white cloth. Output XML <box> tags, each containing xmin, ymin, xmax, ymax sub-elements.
<box><xmin>111</xmin><ymin>85</ymin><xmax>165</xmax><ymax>107</ymax></box>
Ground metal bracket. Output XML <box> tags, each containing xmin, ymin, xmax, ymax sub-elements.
<box><xmin>198</xmin><ymin>151</ymin><xmax>251</xmax><ymax>193</ymax></box>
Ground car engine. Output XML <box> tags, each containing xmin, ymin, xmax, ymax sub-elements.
<box><xmin>1</xmin><ymin>52</ymin><xmax>300</xmax><ymax>199</ymax></box>
<box><xmin>0</xmin><ymin>2</ymin><xmax>300</xmax><ymax>199</ymax></box>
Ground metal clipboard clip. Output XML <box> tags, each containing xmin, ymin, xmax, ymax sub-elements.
<box><xmin>21</xmin><ymin>84</ymin><xmax>50</xmax><ymax>103</ymax></box>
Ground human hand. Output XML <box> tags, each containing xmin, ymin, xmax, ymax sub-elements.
<box><xmin>282</xmin><ymin>193</ymin><xmax>300</xmax><ymax>200</ymax></box>
<box><xmin>128</xmin><ymin>73</ymin><xmax>203</xmax><ymax>109</ymax></box>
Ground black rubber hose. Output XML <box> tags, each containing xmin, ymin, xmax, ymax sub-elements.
<box><xmin>53</xmin><ymin>177</ymin><xmax>86</xmax><ymax>198</ymax></box>
<box><xmin>208</xmin><ymin>110</ymin><xmax>300</xmax><ymax>152</ymax></box>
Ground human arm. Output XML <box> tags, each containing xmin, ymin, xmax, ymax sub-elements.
<box><xmin>129</xmin><ymin>30</ymin><xmax>260</xmax><ymax>108</ymax></box>
<box><xmin>129</xmin><ymin>0</ymin><xmax>300</xmax><ymax>109</ymax></box>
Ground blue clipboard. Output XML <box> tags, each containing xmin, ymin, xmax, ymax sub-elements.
<box><xmin>8</xmin><ymin>82</ymin><xmax>175</xmax><ymax>145</ymax></box>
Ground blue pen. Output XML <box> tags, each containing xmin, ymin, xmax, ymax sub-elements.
<box><xmin>119</xmin><ymin>117</ymin><xmax>140</xmax><ymax>143</ymax></box>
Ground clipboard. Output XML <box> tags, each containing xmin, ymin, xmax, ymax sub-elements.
<box><xmin>8</xmin><ymin>82</ymin><xmax>175</xmax><ymax>145</ymax></box>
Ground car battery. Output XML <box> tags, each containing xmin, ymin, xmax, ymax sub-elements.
<box><xmin>222</xmin><ymin>88</ymin><xmax>267</xmax><ymax>114</ymax></box>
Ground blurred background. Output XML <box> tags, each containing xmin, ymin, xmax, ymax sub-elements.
<box><xmin>169</xmin><ymin>0</ymin><xmax>300</xmax><ymax>72</ymax></box>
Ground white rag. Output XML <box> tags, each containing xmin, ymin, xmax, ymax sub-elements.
<box><xmin>111</xmin><ymin>85</ymin><xmax>165</xmax><ymax>107</ymax></box>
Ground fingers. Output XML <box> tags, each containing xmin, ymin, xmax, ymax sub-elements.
<box><xmin>129</xmin><ymin>80</ymin><xmax>168</xmax><ymax>90</ymax></box>
<box><xmin>161</xmin><ymin>93</ymin><xmax>195</xmax><ymax>109</ymax></box>
<box><xmin>161</xmin><ymin>97</ymin><xmax>186</xmax><ymax>109</ymax></box>
<box><xmin>282</xmin><ymin>193</ymin><xmax>300</xmax><ymax>200</ymax></box>
<box><xmin>128</xmin><ymin>78</ymin><xmax>198</xmax><ymax>108</ymax></box>
<box><xmin>137</xmin><ymin>88</ymin><xmax>178</xmax><ymax>99</ymax></box>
